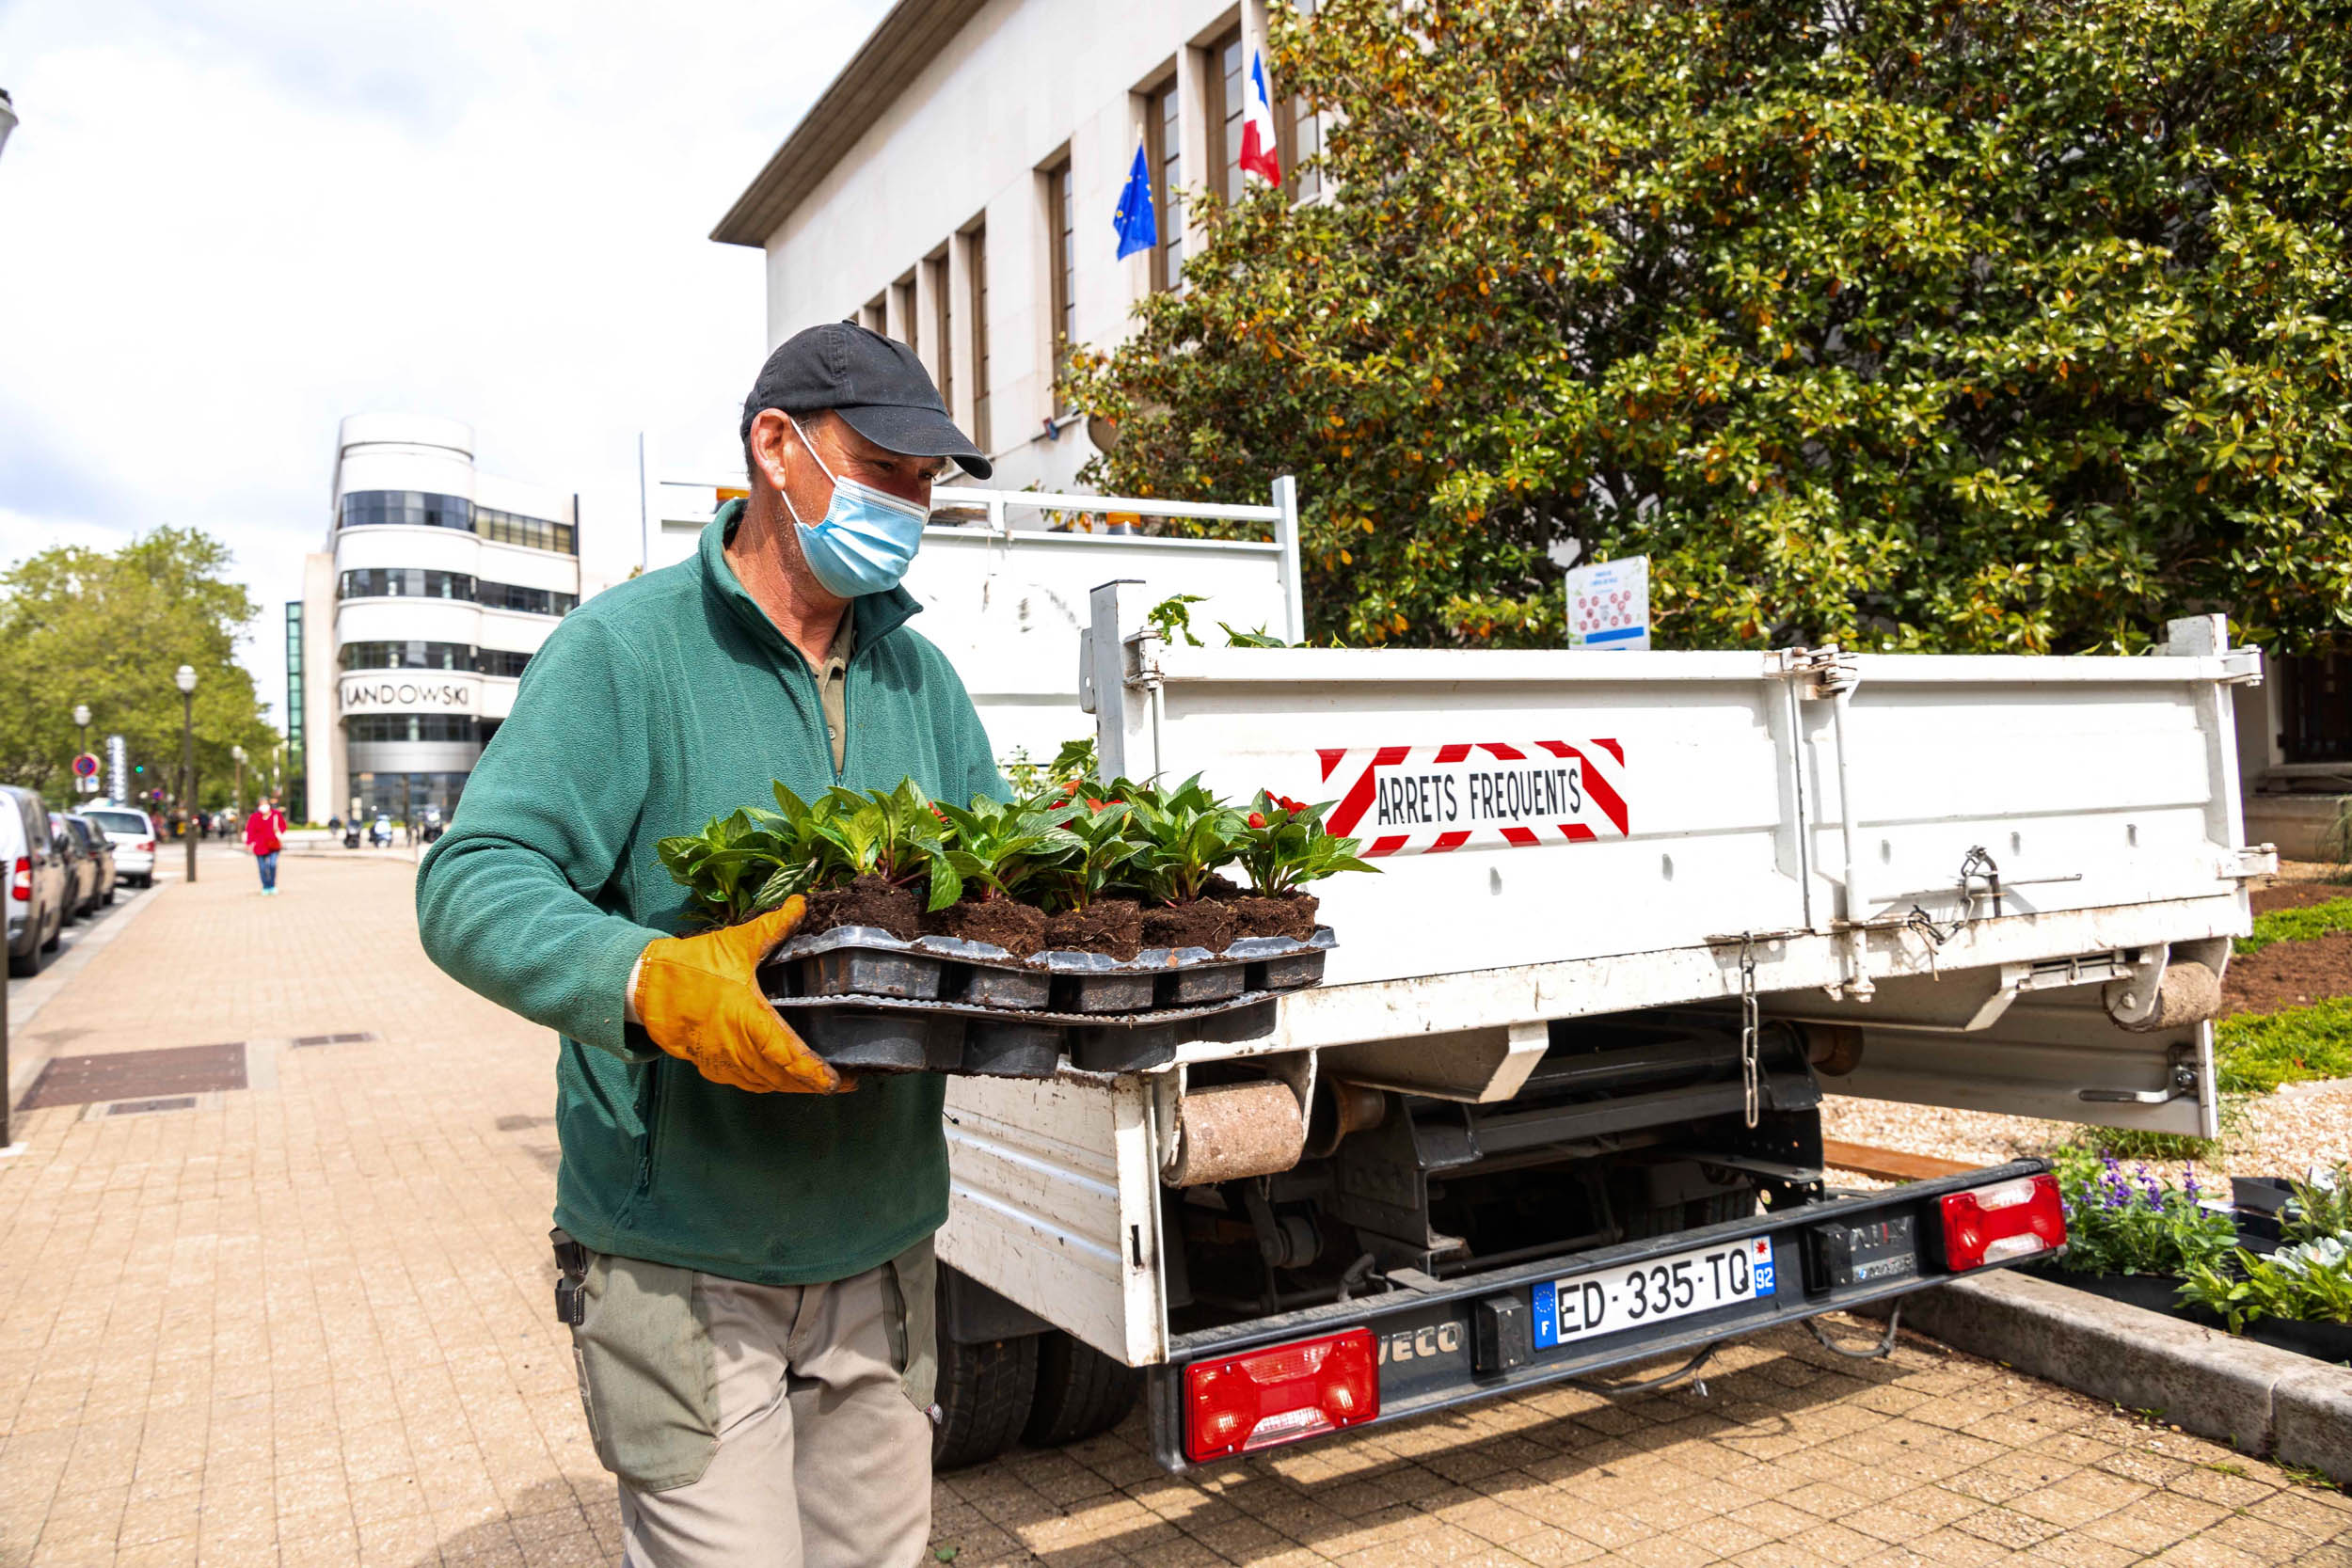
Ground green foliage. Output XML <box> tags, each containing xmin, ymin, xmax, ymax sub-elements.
<box><xmin>656</xmin><ymin>806</ymin><xmax>816</xmax><ymax>928</ymax></box>
<box><xmin>2180</xmin><ymin>1235</ymin><xmax>2352</xmax><ymax>1331</ymax></box>
<box><xmin>1145</xmin><ymin>594</ymin><xmax>1207</xmax><ymax>648</ymax></box>
<box><xmin>0</xmin><ymin>527</ymin><xmax>282</xmax><ymax>807</ymax></box>
<box><xmin>2236</xmin><ymin>897</ymin><xmax>2352</xmax><ymax>954</ymax></box>
<box><xmin>2214</xmin><ymin>998</ymin><xmax>2352</xmax><ymax>1093</ymax></box>
<box><xmin>999</xmin><ymin>736</ymin><xmax>1102</xmax><ymax>799</ymax></box>
<box><xmin>1073</xmin><ymin>0</ymin><xmax>2352</xmax><ymax>655</ymax></box>
<box><xmin>1233</xmin><ymin>790</ymin><xmax>1377</xmax><ymax>896</ymax></box>
<box><xmin>935</xmin><ymin>794</ymin><xmax>1082</xmax><ymax>906</ymax></box>
<box><xmin>1122</xmin><ymin>775</ymin><xmax>1248</xmax><ymax>905</ymax></box>
<box><xmin>802</xmin><ymin>781</ymin><xmax>960</xmax><ymax>911</ymax></box>
<box><xmin>2282</xmin><ymin>1163</ymin><xmax>2352</xmax><ymax>1245</ymax></box>
<box><xmin>2052</xmin><ymin>1148</ymin><xmax>2235</xmax><ymax>1276</ymax></box>
<box><xmin>662</xmin><ymin>768</ymin><xmax>1378</xmax><ymax>925</ymax></box>
<box><xmin>1031</xmin><ymin>792</ymin><xmax>1147</xmax><ymax>913</ymax></box>
<box><xmin>1219</xmin><ymin>622</ymin><xmax>1289</xmax><ymax>648</ymax></box>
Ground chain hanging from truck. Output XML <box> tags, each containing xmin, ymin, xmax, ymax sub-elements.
<box><xmin>1739</xmin><ymin>932</ymin><xmax>1760</xmax><ymax>1130</ymax></box>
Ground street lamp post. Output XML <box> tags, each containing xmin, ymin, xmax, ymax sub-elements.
<box><xmin>176</xmin><ymin>665</ymin><xmax>198</xmax><ymax>884</ymax></box>
<box><xmin>232</xmin><ymin>745</ymin><xmax>246</xmax><ymax>821</ymax></box>
<box><xmin>73</xmin><ymin>704</ymin><xmax>91</xmax><ymax>795</ymax></box>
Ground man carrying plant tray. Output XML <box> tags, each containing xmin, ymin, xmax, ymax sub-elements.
<box><xmin>417</xmin><ymin>322</ymin><xmax>1002</xmax><ymax>1568</ymax></box>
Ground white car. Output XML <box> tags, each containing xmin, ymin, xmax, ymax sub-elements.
<box><xmin>83</xmin><ymin>803</ymin><xmax>158</xmax><ymax>888</ymax></box>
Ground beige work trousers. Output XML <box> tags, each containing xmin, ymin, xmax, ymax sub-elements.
<box><xmin>565</xmin><ymin>1239</ymin><xmax>939</xmax><ymax>1568</ymax></box>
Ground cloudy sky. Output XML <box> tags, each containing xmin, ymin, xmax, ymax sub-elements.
<box><xmin>0</xmin><ymin>0</ymin><xmax>892</xmax><ymax>729</ymax></box>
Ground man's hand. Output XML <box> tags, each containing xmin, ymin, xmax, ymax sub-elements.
<box><xmin>632</xmin><ymin>898</ymin><xmax>846</xmax><ymax>1094</ymax></box>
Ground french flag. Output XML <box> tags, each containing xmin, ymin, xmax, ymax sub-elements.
<box><xmin>1240</xmin><ymin>47</ymin><xmax>1282</xmax><ymax>186</ymax></box>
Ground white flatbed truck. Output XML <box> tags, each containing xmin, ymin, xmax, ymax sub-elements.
<box><xmin>804</xmin><ymin>483</ymin><xmax>2276</xmax><ymax>1471</ymax></box>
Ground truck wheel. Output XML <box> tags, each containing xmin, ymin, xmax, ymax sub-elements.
<box><xmin>931</xmin><ymin>1326</ymin><xmax>1039</xmax><ymax>1472</ymax></box>
<box><xmin>1022</xmin><ymin>1331</ymin><xmax>1143</xmax><ymax>1449</ymax></box>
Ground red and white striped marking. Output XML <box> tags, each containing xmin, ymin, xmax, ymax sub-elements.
<box><xmin>1318</xmin><ymin>741</ymin><xmax>1629</xmax><ymax>858</ymax></box>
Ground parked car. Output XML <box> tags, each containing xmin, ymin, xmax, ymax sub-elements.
<box><xmin>50</xmin><ymin>812</ymin><xmax>97</xmax><ymax>920</ymax></box>
<box><xmin>83</xmin><ymin>804</ymin><xmax>157</xmax><ymax>888</ymax></box>
<box><xmin>63</xmin><ymin>815</ymin><xmax>117</xmax><ymax>907</ymax></box>
<box><xmin>2</xmin><ymin>785</ymin><xmax>67</xmax><ymax>975</ymax></box>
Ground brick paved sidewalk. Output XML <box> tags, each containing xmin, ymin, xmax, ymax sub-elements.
<box><xmin>2</xmin><ymin>855</ymin><xmax>2347</xmax><ymax>1567</ymax></box>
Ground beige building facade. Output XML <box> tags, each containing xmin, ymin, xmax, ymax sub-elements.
<box><xmin>714</xmin><ymin>0</ymin><xmax>1323</xmax><ymax>495</ymax></box>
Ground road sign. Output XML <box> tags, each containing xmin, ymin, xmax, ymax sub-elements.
<box><xmin>1565</xmin><ymin>556</ymin><xmax>1650</xmax><ymax>651</ymax></box>
<box><xmin>72</xmin><ymin>752</ymin><xmax>100</xmax><ymax>793</ymax></box>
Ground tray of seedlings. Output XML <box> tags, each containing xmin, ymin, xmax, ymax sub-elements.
<box><xmin>657</xmin><ymin>766</ymin><xmax>1373</xmax><ymax>1078</ymax></box>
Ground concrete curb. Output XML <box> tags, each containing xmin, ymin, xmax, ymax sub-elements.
<box><xmin>1861</xmin><ymin>1268</ymin><xmax>2351</xmax><ymax>1482</ymax></box>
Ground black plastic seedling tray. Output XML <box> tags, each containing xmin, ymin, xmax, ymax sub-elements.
<box><xmin>768</xmin><ymin>924</ymin><xmax>1332</xmax><ymax>1008</ymax></box>
<box><xmin>759</xmin><ymin>923</ymin><xmax>1329</xmax><ymax>1077</ymax></box>
<box><xmin>771</xmin><ymin>992</ymin><xmax>1280</xmax><ymax>1076</ymax></box>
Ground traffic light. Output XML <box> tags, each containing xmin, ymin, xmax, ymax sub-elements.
<box><xmin>134</xmin><ymin>764</ymin><xmax>144</xmax><ymax>773</ymax></box>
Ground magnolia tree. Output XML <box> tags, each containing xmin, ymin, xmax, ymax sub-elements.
<box><xmin>1070</xmin><ymin>0</ymin><xmax>2352</xmax><ymax>653</ymax></box>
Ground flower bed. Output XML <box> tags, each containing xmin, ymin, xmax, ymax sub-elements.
<box><xmin>2035</xmin><ymin>1153</ymin><xmax>2352</xmax><ymax>1363</ymax></box>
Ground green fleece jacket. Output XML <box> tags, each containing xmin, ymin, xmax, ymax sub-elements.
<box><xmin>416</xmin><ymin>503</ymin><xmax>1004</xmax><ymax>1285</ymax></box>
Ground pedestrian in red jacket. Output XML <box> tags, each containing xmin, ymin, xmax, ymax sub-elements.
<box><xmin>244</xmin><ymin>798</ymin><xmax>288</xmax><ymax>895</ymax></box>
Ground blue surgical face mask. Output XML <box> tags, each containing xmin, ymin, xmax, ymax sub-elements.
<box><xmin>780</xmin><ymin>414</ymin><xmax>930</xmax><ymax>597</ymax></box>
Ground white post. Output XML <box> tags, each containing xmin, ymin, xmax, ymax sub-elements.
<box><xmin>1271</xmin><ymin>474</ymin><xmax>1305</xmax><ymax>644</ymax></box>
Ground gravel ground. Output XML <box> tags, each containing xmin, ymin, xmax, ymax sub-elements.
<box><xmin>1820</xmin><ymin>867</ymin><xmax>2352</xmax><ymax>1183</ymax></box>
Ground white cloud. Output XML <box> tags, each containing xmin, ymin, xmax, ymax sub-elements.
<box><xmin>0</xmin><ymin>0</ymin><xmax>892</xmax><ymax>731</ymax></box>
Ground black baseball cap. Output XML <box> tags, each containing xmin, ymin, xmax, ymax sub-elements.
<box><xmin>739</xmin><ymin>321</ymin><xmax>992</xmax><ymax>480</ymax></box>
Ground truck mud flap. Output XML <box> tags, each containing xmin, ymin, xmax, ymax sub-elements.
<box><xmin>1146</xmin><ymin>1161</ymin><xmax>2051</xmax><ymax>1471</ymax></box>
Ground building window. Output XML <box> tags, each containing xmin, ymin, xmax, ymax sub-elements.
<box><xmin>2280</xmin><ymin>654</ymin><xmax>2352</xmax><ymax>763</ymax></box>
<box><xmin>337</xmin><ymin>569</ymin><xmax>573</xmax><ymax>616</ymax></box>
<box><xmin>340</xmin><ymin>490</ymin><xmax>473</xmax><ymax>531</ymax></box>
<box><xmin>477</xmin><ymin>648</ymin><xmax>532</xmax><ymax>679</ymax></box>
<box><xmin>1145</xmin><ymin>77</ymin><xmax>1184</xmax><ymax>291</ymax></box>
<box><xmin>1207</xmin><ymin>26</ymin><xmax>1245</xmax><ymax>206</ymax></box>
<box><xmin>340</xmin><ymin>641</ymin><xmax>476</xmax><ymax>672</ymax></box>
<box><xmin>894</xmin><ymin>273</ymin><xmax>918</xmax><ymax>353</ymax></box>
<box><xmin>928</xmin><ymin>250</ymin><xmax>954</xmax><ymax>413</ymax></box>
<box><xmin>1286</xmin><ymin>91</ymin><xmax>1322</xmax><ymax>202</ymax></box>
<box><xmin>968</xmin><ymin>224</ymin><xmax>992</xmax><ymax>451</ymax></box>
<box><xmin>862</xmin><ymin>294</ymin><xmax>886</xmax><ymax>334</ymax></box>
<box><xmin>339</xmin><ymin>567</ymin><xmax>475</xmax><ymax>601</ymax></box>
<box><xmin>344</xmin><ymin>714</ymin><xmax>481</xmax><ymax>745</ymax></box>
<box><xmin>285</xmin><ymin>601</ymin><xmax>304</xmax><ymax>781</ymax></box>
<box><xmin>476</xmin><ymin>580</ymin><xmax>577</xmax><ymax>616</ymax></box>
<box><xmin>1046</xmin><ymin>156</ymin><xmax>1076</xmax><ymax>411</ymax></box>
<box><xmin>473</xmin><ymin>505</ymin><xmax>576</xmax><ymax>555</ymax></box>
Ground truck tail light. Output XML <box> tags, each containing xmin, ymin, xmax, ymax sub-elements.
<box><xmin>10</xmin><ymin>857</ymin><xmax>27</xmax><ymax>901</ymax></box>
<box><xmin>1184</xmin><ymin>1329</ymin><xmax>1378</xmax><ymax>1462</ymax></box>
<box><xmin>1940</xmin><ymin>1173</ymin><xmax>2065</xmax><ymax>1271</ymax></box>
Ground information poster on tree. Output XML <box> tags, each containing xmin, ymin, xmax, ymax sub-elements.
<box><xmin>1565</xmin><ymin>557</ymin><xmax>1649</xmax><ymax>651</ymax></box>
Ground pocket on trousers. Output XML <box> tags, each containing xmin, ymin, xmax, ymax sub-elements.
<box><xmin>569</xmin><ymin>1252</ymin><xmax>720</xmax><ymax>1491</ymax></box>
<box><xmin>882</xmin><ymin>1235</ymin><xmax>939</xmax><ymax>1415</ymax></box>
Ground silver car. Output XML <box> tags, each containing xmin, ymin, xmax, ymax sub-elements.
<box><xmin>3</xmin><ymin>785</ymin><xmax>67</xmax><ymax>974</ymax></box>
<box><xmin>83</xmin><ymin>804</ymin><xmax>157</xmax><ymax>888</ymax></box>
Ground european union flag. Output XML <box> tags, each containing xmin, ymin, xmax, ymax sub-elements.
<box><xmin>1113</xmin><ymin>142</ymin><xmax>1157</xmax><ymax>261</ymax></box>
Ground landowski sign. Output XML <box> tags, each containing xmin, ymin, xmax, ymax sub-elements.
<box><xmin>340</xmin><ymin>675</ymin><xmax>476</xmax><ymax>714</ymax></box>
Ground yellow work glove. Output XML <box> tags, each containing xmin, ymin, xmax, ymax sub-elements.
<box><xmin>632</xmin><ymin>897</ymin><xmax>847</xmax><ymax>1095</ymax></box>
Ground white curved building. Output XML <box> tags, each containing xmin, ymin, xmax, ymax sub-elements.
<box><xmin>291</xmin><ymin>415</ymin><xmax>583</xmax><ymax>826</ymax></box>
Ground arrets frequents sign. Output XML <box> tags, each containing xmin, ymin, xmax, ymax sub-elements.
<box><xmin>1318</xmin><ymin>741</ymin><xmax>1629</xmax><ymax>858</ymax></box>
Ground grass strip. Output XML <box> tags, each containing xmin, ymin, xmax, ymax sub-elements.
<box><xmin>2215</xmin><ymin>996</ymin><xmax>2352</xmax><ymax>1094</ymax></box>
<box><xmin>2235</xmin><ymin>896</ymin><xmax>2352</xmax><ymax>955</ymax></box>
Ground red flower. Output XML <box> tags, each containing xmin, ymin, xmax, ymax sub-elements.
<box><xmin>1086</xmin><ymin>797</ymin><xmax>1106</xmax><ymax>813</ymax></box>
<box><xmin>1061</xmin><ymin>779</ymin><xmax>1081</xmax><ymax>795</ymax></box>
<box><xmin>1248</xmin><ymin>811</ymin><xmax>1267</xmax><ymax>829</ymax></box>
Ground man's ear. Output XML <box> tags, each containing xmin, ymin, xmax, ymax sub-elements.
<box><xmin>748</xmin><ymin>408</ymin><xmax>797</xmax><ymax>494</ymax></box>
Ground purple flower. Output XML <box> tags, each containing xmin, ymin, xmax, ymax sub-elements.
<box><xmin>2183</xmin><ymin>1164</ymin><xmax>2201</xmax><ymax>1203</ymax></box>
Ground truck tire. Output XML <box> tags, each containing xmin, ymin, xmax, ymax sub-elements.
<box><xmin>1022</xmin><ymin>1331</ymin><xmax>1143</xmax><ymax>1449</ymax></box>
<box><xmin>931</xmin><ymin>1326</ymin><xmax>1039</xmax><ymax>1472</ymax></box>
